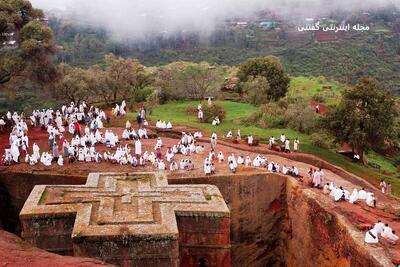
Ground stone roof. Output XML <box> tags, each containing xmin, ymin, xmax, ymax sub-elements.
<box><xmin>20</xmin><ymin>172</ymin><xmax>229</xmax><ymax>241</ymax></box>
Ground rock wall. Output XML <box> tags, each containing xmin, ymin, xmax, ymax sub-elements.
<box><xmin>0</xmin><ymin>170</ymin><xmax>392</xmax><ymax>266</ymax></box>
<box><xmin>0</xmin><ymin>170</ymin><xmax>86</xmax><ymax>234</ymax></box>
<box><xmin>285</xmin><ymin>177</ymin><xmax>391</xmax><ymax>267</ymax></box>
<box><xmin>169</xmin><ymin>172</ymin><xmax>288</xmax><ymax>267</ymax></box>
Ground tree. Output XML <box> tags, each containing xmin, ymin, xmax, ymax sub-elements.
<box><xmin>321</xmin><ymin>78</ymin><xmax>399</xmax><ymax>163</ymax></box>
<box><xmin>241</xmin><ymin>76</ymin><xmax>270</xmax><ymax>105</ymax></box>
<box><xmin>238</xmin><ymin>56</ymin><xmax>290</xmax><ymax>101</ymax></box>
<box><xmin>103</xmin><ymin>54</ymin><xmax>147</xmax><ymax>104</ymax></box>
<box><xmin>151</xmin><ymin>61</ymin><xmax>223</xmax><ymax>103</ymax></box>
<box><xmin>0</xmin><ymin>0</ymin><xmax>57</xmax><ymax>87</ymax></box>
<box><xmin>54</xmin><ymin>64</ymin><xmax>89</xmax><ymax>104</ymax></box>
<box><xmin>177</xmin><ymin>63</ymin><xmax>223</xmax><ymax>100</ymax></box>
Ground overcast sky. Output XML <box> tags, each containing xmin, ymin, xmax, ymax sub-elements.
<box><xmin>30</xmin><ymin>0</ymin><xmax>398</xmax><ymax>40</ymax></box>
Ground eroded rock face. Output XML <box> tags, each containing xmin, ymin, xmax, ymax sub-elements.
<box><xmin>285</xmin><ymin>178</ymin><xmax>391</xmax><ymax>267</ymax></box>
<box><xmin>170</xmin><ymin>172</ymin><xmax>288</xmax><ymax>267</ymax></box>
<box><xmin>0</xmin><ymin>171</ymin><xmax>392</xmax><ymax>266</ymax></box>
<box><xmin>0</xmin><ymin>230</ymin><xmax>112</xmax><ymax>266</ymax></box>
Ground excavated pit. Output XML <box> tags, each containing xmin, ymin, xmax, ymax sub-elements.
<box><xmin>0</xmin><ymin>171</ymin><xmax>386</xmax><ymax>266</ymax></box>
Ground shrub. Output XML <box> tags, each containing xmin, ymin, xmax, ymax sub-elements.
<box><xmin>284</xmin><ymin>101</ymin><xmax>318</xmax><ymax>134</ymax></box>
<box><xmin>247</xmin><ymin>102</ymin><xmax>287</xmax><ymax>128</ymax></box>
<box><xmin>310</xmin><ymin>131</ymin><xmax>335</xmax><ymax>149</ymax></box>
<box><xmin>312</xmin><ymin>94</ymin><xmax>326</xmax><ymax>103</ymax></box>
<box><xmin>201</xmin><ymin>101</ymin><xmax>226</xmax><ymax>123</ymax></box>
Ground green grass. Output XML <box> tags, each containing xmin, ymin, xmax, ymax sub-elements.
<box><xmin>287</xmin><ymin>76</ymin><xmax>345</xmax><ymax>106</ymax></box>
<box><xmin>365</xmin><ymin>150</ymin><xmax>398</xmax><ymax>173</ymax></box>
<box><xmin>138</xmin><ymin>100</ymin><xmax>400</xmax><ymax>196</ymax></box>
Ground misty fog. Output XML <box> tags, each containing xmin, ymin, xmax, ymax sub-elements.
<box><xmin>30</xmin><ymin>0</ymin><xmax>399</xmax><ymax>41</ymax></box>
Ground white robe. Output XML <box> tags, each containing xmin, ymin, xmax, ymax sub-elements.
<box><xmin>349</xmin><ymin>189</ymin><xmax>358</xmax><ymax>204</ymax></box>
<box><xmin>365</xmin><ymin>228</ymin><xmax>379</xmax><ymax>244</ymax></box>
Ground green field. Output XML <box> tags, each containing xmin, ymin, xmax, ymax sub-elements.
<box><xmin>138</xmin><ymin>100</ymin><xmax>399</xmax><ymax>195</ymax></box>
<box><xmin>287</xmin><ymin>76</ymin><xmax>345</xmax><ymax>106</ymax></box>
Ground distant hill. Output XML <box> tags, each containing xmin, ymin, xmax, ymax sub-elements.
<box><xmin>49</xmin><ymin>12</ymin><xmax>400</xmax><ymax>93</ymax></box>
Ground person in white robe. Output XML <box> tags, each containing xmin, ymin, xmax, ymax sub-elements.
<box><xmin>166</xmin><ymin>122</ymin><xmax>172</xmax><ymax>129</ymax></box>
<box><xmin>312</xmin><ymin>170</ymin><xmax>321</xmax><ymax>188</ymax></box>
<box><xmin>10</xmin><ymin>139</ymin><xmax>20</xmax><ymax>163</ymax></box>
<box><xmin>247</xmin><ymin>136</ymin><xmax>253</xmax><ymax>146</ymax></box>
<box><xmin>170</xmin><ymin>161</ymin><xmax>178</xmax><ymax>171</ymax></box>
<box><xmin>358</xmin><ymin>188</ymin><xmax>367</xmax><ymax>200</ymax></box>
<box><xmin>217</xmin><ymin>152</ymin><xmax>224</xmax><ymax>163</ymax></box>
<box><xmin>122</xmin><ymin>129</ymin><xmax>130</xmax><ymax>140</ymax></box>
<box><xmin>285</xmin><ymin>139</ymin><xmax>290</xmax><ymax>152</ymax></box>
<box><xmin>195</xmin><ymin>145</ymin><xmax>204</xmax><ymax>154</ymax></box>
<box><xmin>155</xmin><ymin>137</ymin><xmax>162</xmax><ymax>149</ymax></box>
<box><xmin>135</xmin><ymin>139</ymin><xmax>142</xmax><ymax>156</ymax></box>
<box><xmin>253</xmin><ymin>156</ymin><xmax>261</xmax><ymax>167</ymax></box>
<box><xmin>380</xmin><ymin>180</ymin><xmax>386</xmax><ymax>194</ymax></box>
<box><xmin>226</xmin><ymin>131</ymin><xmax>233</xmax><ymax>138</ymax></box>
<box><xmin>294</xmin><ymin>138</ymin><xmax>300</xmax><ymax>151</ymax></box>
<box><xmin>158</xmin><ymin>160</ymin><xmax>166</xmax><ymax>171</ymax></box>
<box><xmin>373</xmin><ymin>221</ymin><xmax>385</xmax><ymax>235</ymax></box>
<box><xmin>229</xmin><ymin>160</ymin><xmax>238</xmax><ymax>173</ymax></box>
<box><xmin>204</xmin><ymin>162</ymin><xmax>212</xmax><ymax>176</ymax></box>
<box><xmin>189</xmin><ymin>143</ymin><xmax>196</xmax><ymax>153</ymax></box>
<box><xmin>365</xmin><ymin>227</ymin><xmax>379</xmax><ymax>244</ymax></box>
<box><xmin>109</xmin><ymin>133</ymin><xmax>116</xmax><ymax>147</ymax></box>
<box><xmin>280</xmin><ymin>133</ymin><xmax>286</xmax><ymax>143</ymax></box>
<box><xmin>57</xmin><ymin>156</ymin><xmax>64</xmax><ymax>166</ymax></box>
<box><xmin>282</xmin><ymin>165</ymin><xmax>289</xmax><ymax>175</ymax></box>
<box><xmin>237</xmin><ymin>156</ymin><xmax>244</xmax><ymax>165</ymax></box>
<box><xmin>349</xmin><ymin>189</ymin><xmax>359</xmax><ymax>204</ymax></box>
<box><xmin>166</xmin><ymin>150</ymin><xmax>174</xmax><ymax>163</ymax></box>
<box><xmin>32</xmin><ymin>143</ymin><xmax>40</xmax><ymax>162</ymax></box>
<box><xmin>333</xmin><ymin>187</ymin><xmax>345</xmax><ymax>201</ymax></box>
<box><xmin>126</xmin><ymin>120</ymin><xmax>132</xmax><ymax>130</ymax></box>
<box><xmin>198</xmin><ymin>109</ymin><xmax>203</xmax><ymax>120</ymax></box>
<box><xmin>382</xmin><ymin>229</ymin><xmax>399</xmax><ymax>244</ymax></box>
<box><xmin>245</xmin><ymin>156</ymin><xmax>252</xmax><ymax>166</ymax></box>
<box><xmin>366</xmin><ymin>192</ymin><xmax>376</xmax><ymax>207</ymax></box>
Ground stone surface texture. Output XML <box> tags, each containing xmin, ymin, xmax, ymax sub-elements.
<box><xmin>19</xmin><ymin>172</ymin><xmax>230</xmax><ymax>267</ymax></box>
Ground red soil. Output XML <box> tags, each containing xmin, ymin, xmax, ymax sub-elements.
<box><xmin>0</xmin><ymin>230</ymin><xmax>111</xmax><ymax>267</ymax></box>
<box><xmin>1</xmin><ymin>121</ymin><xmax>400</xmax><ymax>264</ymax></box>
<box><xmin>310</xmin><ymin>100</ymin><xmax>329</xmax><ymax>114</ymax></box>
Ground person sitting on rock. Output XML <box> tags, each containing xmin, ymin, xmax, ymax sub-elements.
<box><xmin>382</xmin><ymin>229</ymin><xmax>399</xmax><ymax>244</ymax></box>
<box><xmin>365</xmin><ymin>226</ymin><xmax>379</xmax><ymax>244</ymax></box>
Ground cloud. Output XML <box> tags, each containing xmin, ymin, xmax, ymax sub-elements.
<box><xmin>30</xmin><ymin>0</ymin><xmax>399</xmax><ymax>41</ymax></box>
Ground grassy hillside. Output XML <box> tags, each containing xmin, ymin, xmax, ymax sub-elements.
<box><xmin>139</xmin><ymin>100</ymin><xmax>399</xmax><ymax>195</ymax></box>
<box><xmin>287</xmin><ymin>76</ymin><xmax>346</xmax><ymax>106</ymax></box>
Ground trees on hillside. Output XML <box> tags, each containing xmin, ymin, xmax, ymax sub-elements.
<box><xmin>54</xmin><ymin>64</ymin><xmax>89</xmax><ymax>104</ymax></box>
<box><xmin>321</xmin><ymin>78</ymin><xmax>399</xmax><ymax>163</ymax></box>
<box><xmin>152</xmin><ymin>61</ymin><xmax>224</xmax><ymax>103</ymax></box>
<box><xmin>177</xmin><ymin>63</ymin><xmax>223</xmax><ymax>100</ymax></box>
<box><xmin>238</xmin><ymin>56</ymin><xmax>290</xmax><ymax>101</ymax></box>
<box><xmin>0</xmin><ymin>0</ymin><xmax>58</xmax><ymax>87</ymax></box>
<box><xmin>103</xmin><ymin>54</ymin><xmax>148</xmax><ymax>104</ymax></box>
<box><xmin>54</xmin><ymin>54</ymin><xmax>149</xmax><ymax>106</ymax></box>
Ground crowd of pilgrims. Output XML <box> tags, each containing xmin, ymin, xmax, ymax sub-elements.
<box><xmin>307</xmin><ymin>166</ymin><xmax>378</xmax><ymax>208</ymax></box>
<box><xmin>1</xmin><ymin>100</ymin><xmax>399</xmax><ymax>246</ymax></box>
<box><xmin>0</xmin><ymin>100</ymin><xmax>304</xmax><ymax>181</ymax></box>
<box><xmin>306</xmin><ymin>162</ymin><xmax>397</xmax><ymax>245</ymax></box>
<box><xmin>1</xmin><ymin>100</ymin><xmax>152</xmax><ymax>167</ymax></box>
